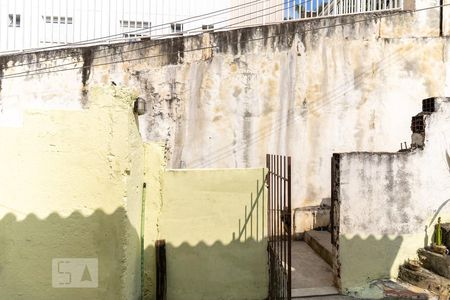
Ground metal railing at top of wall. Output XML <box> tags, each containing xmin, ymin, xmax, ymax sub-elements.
<box><xmin>0</xmin><ymin>0</ymin><xmax>404</xmax><ymax>54</ymax></box>
<box><xmin>285</xmin><ymin>0</ymin><xmax>403</xmax><ymax>21</ymax></box>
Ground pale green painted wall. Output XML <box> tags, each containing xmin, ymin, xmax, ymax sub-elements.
<box><xmin>0</xmin><ymin>86</ymin><xmax>270</xmax><ymax>300</ymax></box>
<box><xmin>160</xmin><ymin>168</ymin><xmax>268</xmax><ymax>300</ymax></box>
<box><xmin>0</xmin><ymin>86</ymin><xmax>144</xmax><ymax>300</ymax></box>
<box><xmin>143</xmin><ymin>142</ymin><xmax>166</xmax><ymax>300</ymax></box>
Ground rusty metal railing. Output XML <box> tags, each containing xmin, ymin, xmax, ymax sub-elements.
<box><xmin>267</xmin><ymin>154</ymin><xmax>292</xmax><ymax>300</ymax></box>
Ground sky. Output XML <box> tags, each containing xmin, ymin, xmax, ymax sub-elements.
<box><xmin>284</xmin><ymin>0</ymin><xmax>328</xmax><ymax>18</ymax></box>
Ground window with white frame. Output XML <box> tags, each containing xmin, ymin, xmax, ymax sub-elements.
<box><xmin>8</xmin><ymin>14</ymin><xmax>21</xmax><ymax>27</ymax></box>
<box><xmin>43</xmin><ymin>16</ymin><xmax>73</xmax><ymax>24</ymax></box>
<box><xmin>202</xmin><ymin>24</ymin><xmax>214</xmax><ymax>30</ymax></box>
<box><xmin>120</xmin><ymin>20</ymin><xmax>151</xmax><ymax>29</ymax></box>
<box><xmin>171</xmin><ymin>23</ymin><xmax>183</xmax><ymax>33</ymax></box>
<box><xmin>120</xmin><ymin>20</ymin><xmax>151</xmax><ymax>38</ymax></box>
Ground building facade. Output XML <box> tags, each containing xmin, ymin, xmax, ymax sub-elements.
<box><xmin>0</xmin><ymin>0</ymin><xmax>284</xmax><ymax>53</ymax></box>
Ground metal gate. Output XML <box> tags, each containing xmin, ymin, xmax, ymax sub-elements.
<box><xmin>266</xmin><ymin>154</ymin><xmax>292</xmax><ymax>300</ymax></box>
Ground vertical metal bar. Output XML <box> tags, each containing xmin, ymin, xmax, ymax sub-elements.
<box><xmin>283</xmin><ymin>156</ymin><xmax>286</xmax><ymax>295</ymax></box>
<box><xmin>72</xmin><ymin>0</ymin><xmax>75</xmax><ymax>42</ymax></box>
<box><xmin>36</xmin><ymin>0</ymin><xmax>40</xmax><ymax>48</ymax></box>
<box><xmin>108</xmin><ymin>0</ymin><xmax>111</xmax><ymax>38</ymax></box>
<box><xmin>282</xmin><ymin>156</ymin><xmax>285</xmax><ymax>275</ymax></box>
<box><xmin>272</xmin><ymin>154</ymin><xmax>275</xmax><ymax>251</ymax></box>
<box><xmin>287</xmin><ymin>156</ymin><xmax>292</xmax><ymax>300</ymax></box>
<box><xmin>22</xmin><ymin>0</ymin><xmax>25</xmax><ymax>50</ymax></box>
<box><xmin>44</xmin><ymin>0</ymin><xmax>47</xmax><ymax>46</ymax></box>
<box><xmin>100</xmin><ymin>0</ymin><xmax>103</xmax><ymax>40</ymax></box>
<box><xmin>79</xmin><ymin>0</ymin><xmax>82</xmax><ymax>42</ymax></box>
<box><xmin>65</xmin><ymin>0</ymin><xmax>68</xmax><ymax>43</ymax></box>
<box><xmin>122</xmin><ymin>0</ymin><xmax>125</xmax><ymax>36</ymax></box>
<box><xmin>13</xmin><ymin>0</ymin><xmax>17</xmax><ymax>50</ymax></box>
<box><xmin>275</xmin><ymin>155</ymin><xmax>278</xmax><ymax>263</ymax></box>
<box><xmin>283</xmin><ymin>157</ymin><xmax>291</xmax><ymax>298</ymax></box>
<box><xmin>266</xmin><ymin>156</ymin><xmax>269</xmax><ymax>244</ymax></box>
<box><xmin>304</xmin><ymin>0</ymin><xmax>307</xmax><ymax>19</ymax></box>
<box><xmin>93</xmin><ymin>0</ymin><xmax>97</xmax><ymax>39</ymax></box>
<box><xmin>277</xmin><ymin>155</ymin><xmax>281</xmax><ymax>267</ymax></box>
<box><xmin>115</xmin><ymin>0</ymin><xmax>118</xmax><ymax>38</ymax></box>
<box><xmin>269</xmin><ymin>154</ymin><xmax>273</xmax><ymax>298</ymax></box>
<box><xmin>331</xmin><ymin>156</ymin><xmax>335</xmax><ymax>245</ymax></box>
<box><xmin>128</xmin><ymin>0</ymin><xmax>131</xmax><ymax>35</ymax></box>
<box><xmin>272</xmin><ymin>155</ymin><xmax>275</xmax><ymax>246</ymax></box>
<box><xmin>148</xmin><ymin>0</ymin><xmax>151</xmax><ymax>36</ymax></box>
<box><xmin>268</xmin><ymin>155</ymin><xmax>271</xmax><ymax>244</ymax></box>
<box><xmin>286</xmin><ymin>157</ymin><xmax>288</xmax><ymax>299</ymax></box>
<box><xmin>86</xmin><ymin>0</ymin><xmax>89</xmax><ymax>40</ymax></box>
<box><xmin>141</xmin><ymin>0</ymin><xmax>144</xmax><ymax>36</ymax></box>
<box><xmin>272</xmin><ymin>155</ymin><xmax>275</xmax><ymax>247</ymax></box>
<box><xmin>58</xmin><ymin>0</ymin><xmax>62</xmax><ymax>45</ymax></box>
<box><xmin>51</xmin><ymin>0</ymin><xmax>54</xmax><ymax>44</ymax></box>
<box><xmin>250</xmin><ymin>193</ymin><xmax>254</xmax><ymax>238</ymax></box>
<box><xmin>262</xmin><ymin>168</ymin><xmax>265</xmax><ymax>239</ymax></box>
<box><xmin>269</xmin><ymin>155</ymin><xmax>272</xmax><ymax>244</ymax></box>
<box><xmin>244</xmin><ymin>205</ymin><xmax>247</xmax><ymax>240</ymax></box>
<box><xmin>156</xmin><ymin>240</ymin><xmax>167</xmax><ymax>300</ymax></box>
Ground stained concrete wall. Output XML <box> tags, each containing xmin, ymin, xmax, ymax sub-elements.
<box><xmin>0</xmin><ymin>86</ymin><xmax>144</xmax><ymax>299</ymax></box>
<box><xmin>335</xmin><ymin>98</ymin><xmax>450</xmax><ymax>298</ymax></box>
<box><xmin>160</xmin><ymin>168</ymin><xmax>268</xmax><ymax>300</ymax></box>
<box><xmin>0</xmin><ymin>1</ymin><xmax>448</xmax><ymax>235</ymax></box>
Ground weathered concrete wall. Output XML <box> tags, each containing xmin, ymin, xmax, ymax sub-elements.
<box><xmin>0</xmin><ymin>86</ymin><xmax>144</xmax><ymax>299</ymax></box>
<box><xmin>0</xmin><ymin>2</ymin><xmax>448</xmax><ymax>234</ymax></box>
<box><xmin>335</xmin><ymin>98</ymin><xmax>450</xmax><ymax>298</ymax></box>
<box><xmin>160</xmin><ymin>168</ymin><xmax>268</xmax><ymax>300</ymax></box>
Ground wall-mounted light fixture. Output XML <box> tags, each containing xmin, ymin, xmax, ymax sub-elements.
<box><xmin>134</xmin><ymin>97</ymin><xmax>146</xmax><ymax>115</ymax></box>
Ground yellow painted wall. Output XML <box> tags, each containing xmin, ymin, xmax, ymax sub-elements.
<box><xmin>160</xmin><ymin>168</ymin><xmax>268</xmax><ymax>300</ymax></box>
<box><xmin>0</xmin><ymin>86</ymin><xmax>144</xmax><ymax>299</ymax></box>
<box><xmin>142</xmin><ymin>142</ymin><xmax>166</xmax><ymax>300</ymax></box>
<box><xmin>0</xmin><ymin>85</ymin><xmax>270</xmax><ymax>300</ymax></box>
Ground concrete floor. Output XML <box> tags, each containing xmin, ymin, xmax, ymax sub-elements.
<box><xmin>291</xmin><ymin>241</ymin><xmax>335</xmax><ymax>289</ymax></box>
<box><xmin>291</xmin><ymin>241</ymin><xmax>344</xmax><ymax>298</ymax></box>
<box><xmin>298</xmin><ymin>296</ymin><xmax>354</xmax><ymax>299</ymax></box>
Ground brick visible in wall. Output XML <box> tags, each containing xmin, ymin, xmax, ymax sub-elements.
<box><xmin>411</xmin><ymin>116</ymin><xmax>425</xmax><ymax>134</ymax></box>
<box><xmin>422</xmin><ymin>98</ymin><xmax>436</xmax><ymax>113</ymax></box>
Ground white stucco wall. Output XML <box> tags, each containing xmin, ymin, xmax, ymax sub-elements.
<box><xmin>336</xmin><ymin>98</ymin><xmax>450</xmax><ymax>297</ymax></box>
<box><xmin>0</xmin><ymin>2</ymin><xmax>448</xmax><ymax>233</ymax></box>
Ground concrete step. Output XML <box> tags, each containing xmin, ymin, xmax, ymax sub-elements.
<box><xmin>304</xmin><ymin>230</ymin><xmax>333</xmax><ymax>266</ymax></box>
<box><xmin>294</xmin><ymin>296</ymin><xmax>353</xmax><ymax>300</ymax></box>
<box><xmin>292</xmin><ymin>286</ymin><xmax>339</xmax><ymax>298</ymax></box>
<box><xmin>398</xmin><ymin>263</ymin><xmax>450</xmax><ymax>298</ymax></box>
<box><xmin>418</xmin><ymin>248</ymin><xmax>450</xmax><ymax>279</ymax></box>
<box><xmin>374</xmin><ymin>278</ymin><xmax>437</xmax><ymax>299</ymax></box>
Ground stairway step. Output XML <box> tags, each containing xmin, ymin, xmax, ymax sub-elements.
<box><xmin>292</xmin><ymin>286</ymin><xmax>339</xmax><ymax>298</ymax></box>
<box><xmin>418</xmin><ymin>248</ymin><xmax>450</xmax><ymax>279</ymax></box>
<box><xmin>374</xmin><ymin>278</ymin><xmax>436</xmax><ymax>299</ymax></box>
<box><xmin>399</xmin><ymin>264</ymin><xmax>450</xmax><ymax>297</ymax></box>
<box><xmin>304</xmin><ymin>230</ymin><xmax>333</xmax><ymax>266</ymax></box>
